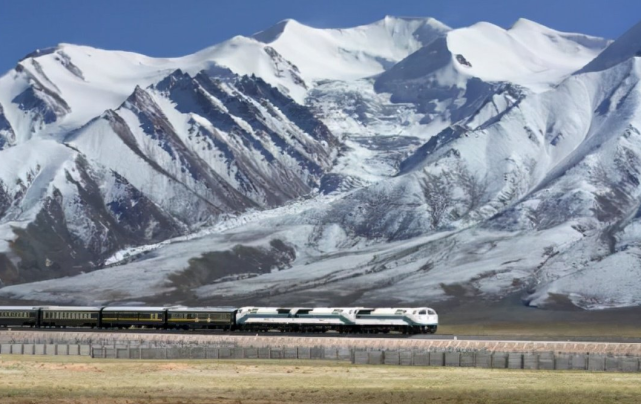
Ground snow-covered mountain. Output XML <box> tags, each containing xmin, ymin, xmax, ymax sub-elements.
<box><xmin>1</xmin><ymin>16</ymin><xmax>640</xmax><ymax>313</ymax></box>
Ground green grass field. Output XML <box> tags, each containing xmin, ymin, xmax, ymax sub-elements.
<box><xmin>0</xmin><ymin>355</ymin><xmax>640</xmax><ymax>403</ymax></box>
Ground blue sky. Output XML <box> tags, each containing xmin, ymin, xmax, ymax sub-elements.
<box><xmin>1</xmin><ymin>0</ymin><xmax>639</xmax><ymax>74</ymax></box>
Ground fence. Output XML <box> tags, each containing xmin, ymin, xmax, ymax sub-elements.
<box><xmin>87</xmin><ymin>345</ymin><xmax>641</xmax><ymax>372</ymax></box>
<box><xmin>0</xmin><ymin>343</ymin><xmax>91</xmax><ymax>356</ymax></box>
<box><xmin>351</xmin><ymin>350</ymin><xmax>640</xmax><ymax>372</ymax></box>
<box><xmin>1</xmin><ymin>342</ymin><xmax>641</xmax><ymax>372</ymax></box>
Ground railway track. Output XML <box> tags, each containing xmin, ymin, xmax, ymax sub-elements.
<box><xmin>3</xmin><ymin>327</ymin><xmax>641</xmax><ymax>343</ymax></box>
<box><xmin>0</xmin><ymin>327</ymin><xmax>418</xmax><ymax>339</ymax></box>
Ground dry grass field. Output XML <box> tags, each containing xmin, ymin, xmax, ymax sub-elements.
<box><xmin>437</xmin><ymin>322</ymin><xmax>641</xmax><ymax>338</ymax></box>
<box><xmin>0</xmin><ymin>355</ymin><xmax>640</xmax><ymax>404</ymax></box>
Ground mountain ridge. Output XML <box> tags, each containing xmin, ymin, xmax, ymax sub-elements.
<box><xmin>1</xmin><ymin>16</ymin><xmax>641</xmax><ymax>313</ymax></box>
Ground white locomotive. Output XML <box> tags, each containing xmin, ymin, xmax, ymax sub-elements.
<box><xmin>0</xmin><ymin>305</ymin><xmax>439</xmax><ymax>334</ymax></box>
<box><xmin>236</xmin><ymin>306</ymin><xmax>438</xmax><ymax>334</ymax></box>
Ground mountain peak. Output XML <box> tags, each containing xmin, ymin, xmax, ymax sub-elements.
<box><xmin>252</xmin><ymin>18</ymin><xmax>302</xmax><ymax>43</ymax></box>
<box><xmin>509</xmin><ymin>17</ymin><xmax>551</xmax><ymax>32</ymax></box>
<box><xmin>18</xmin><ymin>46</ymin><xmax>60</xmax><ymax>62</ymax></box>
<box><xmin>379</xmin><ymin>15</ymin><xmax>450</xmax><ymax>31</ymax></box>
<box><xmin>577</xmin><ymin>19</ymin><xmax>641</xmax><ymax>74</ymax></box>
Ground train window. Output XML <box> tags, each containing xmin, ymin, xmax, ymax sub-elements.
<box><xmin>419</xmin><ymin>310</ymin><xmax>426</xmax><ymax>315</ymax></box>
<box><xmin>428</xmin><ymin>310</ymin><xmax>435</xmax><ymax>315</ymax></box>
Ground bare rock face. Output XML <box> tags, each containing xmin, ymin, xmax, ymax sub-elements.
<box><xmin>12</xmin><ymin>64</ymin><xmax>71</xmax><ymax>133</ymax></box>
<box><xmin>0</xmin><ymin>61</ymin><xmax>339</xmax><ymax>283</ymax></box>
<box><xmin>0</xmin><ymin>103</ymin><xmax>15</xmax><ymax>150</ymax></box>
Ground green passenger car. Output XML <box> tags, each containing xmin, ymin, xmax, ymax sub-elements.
<box><xmin>40</xmin><ymin>306</ymin><xmax>102</xmax><ymax>328</ymax></box>
<box><xmin>166</xmin><ymin>307</ymin><xmax>236</xmax><ymax>330</ymax></box>
<box><xmin>0</xmin><ymin>306</ymin><xmax>39</xmax><ymax>327</ymax></box>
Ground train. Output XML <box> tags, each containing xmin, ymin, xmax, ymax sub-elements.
<box><xmin>0</xmin><ymin>305</ymin><xmax>439</xmax><ymax>334</ymax></box>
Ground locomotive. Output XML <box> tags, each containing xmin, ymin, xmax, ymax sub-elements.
<box><xmin>0</xmin><ymin>305</ymin><xmax>438</xmax><ymax>334</ymax></box>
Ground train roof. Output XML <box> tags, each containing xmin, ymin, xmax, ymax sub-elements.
<box><xmin>0</xmin><ymin>306</ymin><xmax>40</xmax><ymax>310</ymax></box>
<box><xmin>40</xmin><ymin>306</ymin><xmax>103</xmax><ymax>311</ymax></box>
<box><xmin>101</xmin><ymin>306</ymin><xmax>168</xmax><ymax>312</ymax></box>
<box><xmin>166</xmin><ymin>307</ymin><xmax>236</xmax><ymax>312</ymax></box>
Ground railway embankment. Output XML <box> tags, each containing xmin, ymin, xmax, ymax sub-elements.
<box><xmin>3</xmin><ymin>330</ymin><xmax>641</xmax><ymax>355</ymax></box>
